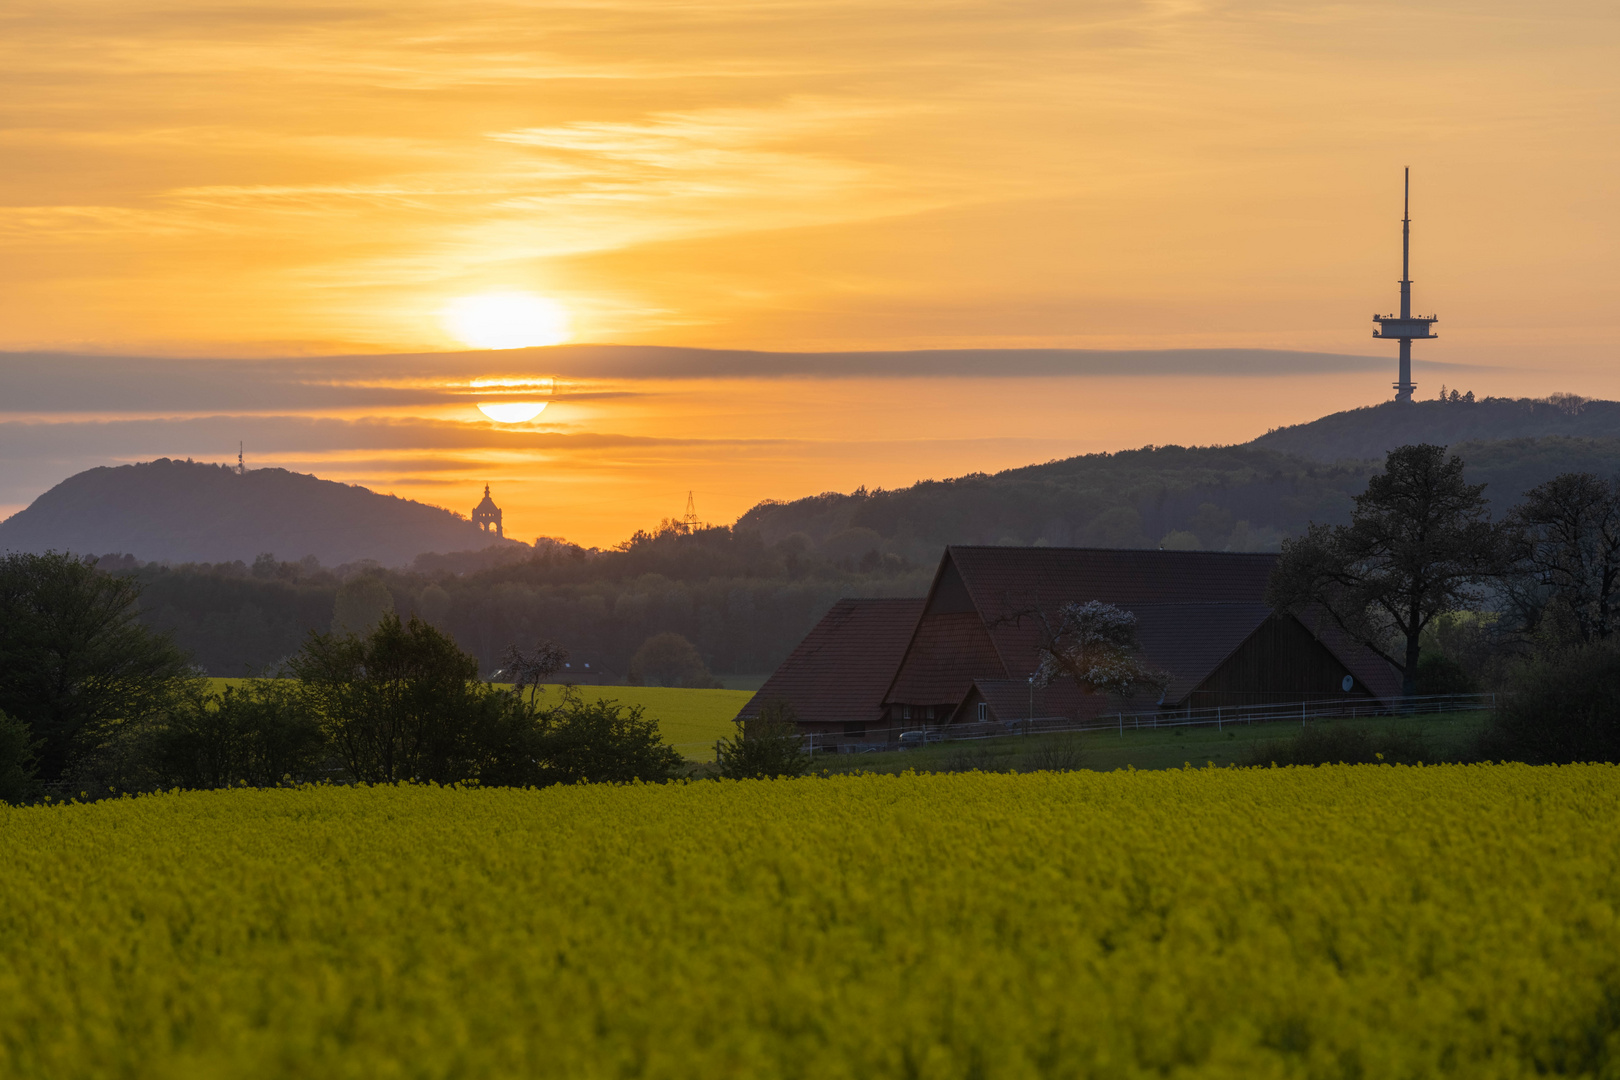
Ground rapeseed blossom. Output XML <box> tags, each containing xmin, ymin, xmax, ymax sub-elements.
<box><xmin>2</xmin><ymin>764</ymin><xmax>1618</xmax><ymax>1078</ymax></box>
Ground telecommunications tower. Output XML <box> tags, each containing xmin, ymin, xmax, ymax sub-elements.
<box><xmin>1373</xmin><ymin>168</ymin><xmax>1438</xmax><ymax>402</ymax></box>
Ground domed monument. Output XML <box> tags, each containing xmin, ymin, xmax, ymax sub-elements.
<box><xmin>471</xmin><ymin>484</ymin><xmax>503</xmax><ymax>538</ymax></box>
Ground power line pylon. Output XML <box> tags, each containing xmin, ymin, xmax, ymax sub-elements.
<box><xmin>679</xmin><ymin>491</ymin><xmax>700</xmax><ymax>534</ymax></box>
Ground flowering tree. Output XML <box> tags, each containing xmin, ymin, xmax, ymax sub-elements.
<box><xmin>1033</xmin><ymin>601</ymin><xmax>1168</xmax><ymax>703</ymax></box>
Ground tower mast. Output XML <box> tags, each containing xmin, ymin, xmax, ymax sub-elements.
<box><xmin>1375</xmin><ymin>167</ymin><xmax>1436</xmax><ymax>403</ymax></box>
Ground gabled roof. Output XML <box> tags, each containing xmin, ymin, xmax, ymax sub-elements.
<box><xmin>1293</xmin><ymin>606</ymin><xmax>1405</xmax><ymax>703</ymax></box>
<box><xmin>888</xmin><ymin>546</ymin><xmax>1401</xmax><ymax>708</ymax></box>
<box><xmin>736</xmin><ymin>597</ymin><xmax>925</xmax><ymax>724</ymax></box>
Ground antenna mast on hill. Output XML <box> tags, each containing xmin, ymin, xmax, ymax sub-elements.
<box><xmin>1373</xmin><ymin>167</ymin><xmax>1438</xmax><ymax>403</ymax></box>
<box><xmin>679</xmin><ymin>491</ymin><xmax>700</xmax><ymax>534</ymax></box>
<box><xmin>237</xmin><ymin>442</ymin><xmax>245</xmax><ymax>476</ymax></box>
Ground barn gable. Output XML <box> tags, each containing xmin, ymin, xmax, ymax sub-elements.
<box><xmin>886</xmin><ymin>546</ymin><xmax>1402</xmax><ymax>721</ymax></box>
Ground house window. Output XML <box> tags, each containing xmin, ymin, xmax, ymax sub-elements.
<box><xmin>977</xmin><ymin>702</ymin><xmax>988</xmax><ymax>722</ymax></box>
<box><xmin>901</xmin><ymin>705</ymin><xmax>911</xmax><ymax>721</ymax></box>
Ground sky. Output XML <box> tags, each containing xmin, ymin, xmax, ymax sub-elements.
<box><xmin>2</xmin><ymin>1</ymin><xmax>1617</xmax><ymax>548</ymax></box>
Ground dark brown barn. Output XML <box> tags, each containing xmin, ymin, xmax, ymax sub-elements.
<box><xmin>737</xmin><ymin>546</ymin><xmax>1401</xmax><ymax>745</ymax></box>
<box><xmin>735</xmin><ymin>597</ymin><xmax>926</xmax><ymax>743</ymax></box>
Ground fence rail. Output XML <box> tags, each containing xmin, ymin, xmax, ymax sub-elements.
<box><xmin>806</xmin><ymin>692</ymin><xmax>1497</xmax><ymax>754</ymax></box>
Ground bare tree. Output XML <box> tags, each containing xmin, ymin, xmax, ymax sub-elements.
<box><xmin>499</xmin><ymin>639</ymin><xmax>569</xmax><ymax>707</ymax></box>
<box><xmin>1506</xmin><ymin>472</ymin><xmax>1620</xmax><ymax>644</ymax></box>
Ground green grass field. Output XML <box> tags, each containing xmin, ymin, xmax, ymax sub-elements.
<box><xmin>816</xmin><ymin>709</ymin><xmax>1493</xmax><ymax>774</ymax></box>
<box><xmin>203</xmin><ymin>678</ymin><xmax>750</xmax><ymax>760</ymax></box>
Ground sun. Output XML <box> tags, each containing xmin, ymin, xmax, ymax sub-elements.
<box><xmin>443</xmin><ymin>292</ymin><xmax>570</xmax><ymax>350</ymax></box>
<box><xmin>477</xmin><ymin>401</ymin><xmax>548</xmax><ymax>423</ymax></box>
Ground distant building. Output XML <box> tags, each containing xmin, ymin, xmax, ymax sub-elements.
<box><xmin>737</xmin><ymin>546</ymin><xmax>1401</xmax><ymax>748</ymax></box>
<box><xmin>471</xmin><ymin>484</ymin><xmax>503</xmax><ymax>538</ymax></box>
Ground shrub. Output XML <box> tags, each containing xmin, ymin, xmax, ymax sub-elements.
<box><xmin>1485</xmin><ymin>642</ymin><xmax>1620</xmax><ymax>763</ymax></box>
<box><xmin>718</xmin><ymin>700</ymin><xmax>810</xmax><ymax>779</ymax></box>
<box><xmin>1018</xmin><ymin>733</ymin><xmax>1087</xmax><ymax>773</ymax></box>
<box><xmin>150</xmin><ymin>681</ymin><xmax>328</xmax><ymax>789</ymax></box>
<box><xmin>531</xmin><ymin>691</ymin><xmax>685</xmax><ymax>786</ymax></box>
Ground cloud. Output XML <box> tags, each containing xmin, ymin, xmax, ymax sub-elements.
<box><xmin>0</xmin><ymin>346</ymin><xmax>1484</xmax><ymax>417</ymax></box>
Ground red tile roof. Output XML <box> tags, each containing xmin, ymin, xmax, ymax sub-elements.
<box><xmin>735</xmin><ymin>598</ymin><xmax>925</xmax><ymax>724</ymax></box>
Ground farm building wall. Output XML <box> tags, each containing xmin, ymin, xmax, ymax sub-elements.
<box><xmin>1186</xmin><ymin>613</ymin><xmax>1372</xmax><ymax>710</ymax></box>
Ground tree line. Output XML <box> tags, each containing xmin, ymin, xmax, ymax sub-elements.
<box><xmin>118</xmin><ymin>522</ymin><xmax>930</xmax><ymax>679</ymax></box>
<box><xmin>0</xmin><ymin>555</ymin><xmax>696</xmax><ymax>803</ymax></box>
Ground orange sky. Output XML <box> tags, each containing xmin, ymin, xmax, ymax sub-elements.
<box><xmin>2</xmin><ymin>1</ymin><xmax>1617</xmax><ymax>549</ymax></box>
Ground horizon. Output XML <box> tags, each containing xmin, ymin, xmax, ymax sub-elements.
<box><xmin>1</xmin><ymin>357</ymin><xmax>1605</xmax><ymax>552</ymax></box>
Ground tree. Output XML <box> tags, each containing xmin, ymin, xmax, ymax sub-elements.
<box><xmin>532</xmin><ymin>691</ymin><xmax>685</xmax><ymax>786</ymax></box>
<box><xmin>0</xmin><ymin>552</ymin><xmax>196</xmax><ymax>784</ymax></box>
<box><xmin>717</xmin><ymin>700</ymin><xmax>810</xmax><ymax>780</ymax></box>
<box><xmin>1267</xmin><ymin>444</ymin><xmax>1508</xmax><ymax>698</ymax></box>
<box><xmin>0</xmin><ymin>710</ymin><xmax>40</xmax><ymax>805</ymax></box>
<box><xmin>150</xmin><ymin>681</ymin><xmax>328</xmax><ymax>789</ymax></box>
<box><xmin>1505</xmin><ymin>472</ymin><xmax>1620</xmax><ymax>645</ymax></box>
<box><xmin>499</xmin><ymin>637</ymin><xmax>570</xmax><ymax>707</ymax></box>
<box><xmin>1030</xmin><ymin>601</ymin><xmax>1168</xmax><ymax>703</ymax></box>
<box><xmin>629</xmin><ymin>632</ymin><xmax>722</xmax><ymax>688</ymax></box>
<box><xmin>290</xmin><ymin>613</ymin><xmax>488</xmax><ymax>783</ymax></box>
<box><xmin>331</xmin><ymin>574</ymin><xmax>395</xmax><ymax>635</ymax></box>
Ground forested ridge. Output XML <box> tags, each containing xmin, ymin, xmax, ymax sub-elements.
<box><xmin>60</xmin><ymin>395</ymin><xmax>1620</xmax><ymax>678</ymax></box>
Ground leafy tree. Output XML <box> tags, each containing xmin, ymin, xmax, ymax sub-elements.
<box><xmin>331</xmin><ymin>574</ymin><xmax>395</xmax><ymax>635</ymax></box>
<box><xmin>532</xmin><ymin>691</ymin><xmax>685</xmax><ymax>786</ymax></box>
<box><xmin>291</xmin><ymin>613</ymin><xmax>488</xmax><ymax>783</ymax></box>
<box><xmin>1267</xmin><ymin>444</ymin><xmax>1508</xmax><ymax>698</ymax></box>
<box><xmin>0</xmin><ymin>710</ymin><xmax>40</xmax><ymax>805</ymax></box>
<box><xmin>1030</xmin><ymin>601</ymin><xmax>1168</xmax><ymax>703</ymax></box>
<box><xmin>150</xmin><ymin>681</ymin><xmax>328</xmax><ymax>789</ymax></box>
<box><xmin>0</xmin><ymin>552</ymin><xmax>196</xmax><ymax>783</ymax></box>
<box><xmin>418</xmin><ymin>582</ymin><xmax>452</xmax><ymax>627</ymax></box>
<box><xmin>718</xmin><ymin>700</ymin><xmax>810</xmax><ymax>780</ymax></box>
<box><xmin>630</xmin><ymin>632</ymin><xmax>722</xmax><ymax>688</ymax></box>
<box><xmin>1505</xmin><ymin>472</ymin><xmax>1620</xmax><ymax>644</ymax></box>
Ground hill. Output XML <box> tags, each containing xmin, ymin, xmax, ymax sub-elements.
<box><xmin>1252</xmin><ymin>394</ymin><xmax>1618</xmax><ymax>461</ymax></box>
<box><xmin>738</xmin><ymin>397</ymin><xmax>1620</xmax><ymax>563</ymax></box>
<box><xmin>0</xmin><ymin>458</ymin><xmax>518</xmax><ymax>567</ymax></box>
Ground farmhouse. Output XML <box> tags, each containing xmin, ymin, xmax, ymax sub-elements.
<box><xmin>737</xmin><ymin>546</ymin><xmax>1401</xmax><ymax>744</ymax></box>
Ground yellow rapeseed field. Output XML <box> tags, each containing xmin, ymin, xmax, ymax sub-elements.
<box><xmin>3</xmin><ymin>765</ymin><xmax>1619</xmax><ymax>1078</ymax></box>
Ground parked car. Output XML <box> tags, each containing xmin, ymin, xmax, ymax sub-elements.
<box><xmin>897</xmin><ymin>730</ymin><xmax>945</xmax><ymax>749</ymax></box>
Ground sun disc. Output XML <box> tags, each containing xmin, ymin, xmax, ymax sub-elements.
<box><xmin>444</xmin><ymin>292</ymin><xmax>570</xmax><ymax>350</ymax></box>
<box><xmin>477</xmin><ymin>401</ymin><xmax>549</xmax><ymax>423</ymax></box>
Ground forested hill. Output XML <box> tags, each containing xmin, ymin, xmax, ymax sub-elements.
<box><xmin>0</xmin><ymin>458</ymin><xmax>518</xmax><ymax>567</ymax></box>
<box><xmin>1252</xmin><ymin>394</ymin><xmax>1618</xmax><ymax>461</ymax></box>
<box><xmin>737</xmin><ymin>396</ymin><xmax>1620</xmax><ymax>564</ymax></box>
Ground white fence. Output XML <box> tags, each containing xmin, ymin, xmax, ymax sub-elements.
<box><xmin>807</xmin><ymin>692</ymin><xmax>1497</xmax><ymax>754</ymax></box>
